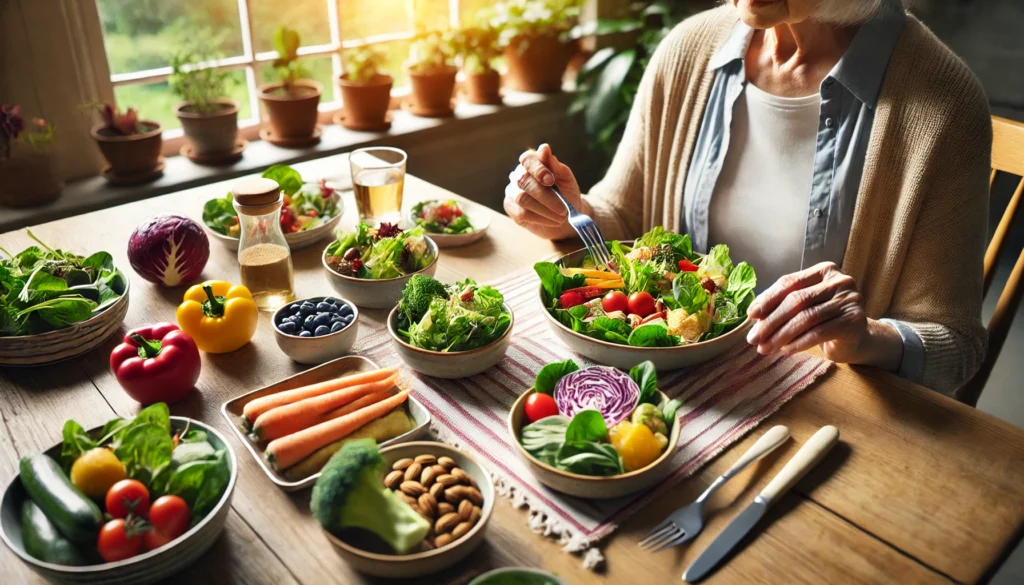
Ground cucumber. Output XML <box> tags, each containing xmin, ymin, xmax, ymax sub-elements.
<box><xmin>19</xmin><ymin>454</ymin><xmax>102</xmax><ymax>544</ymax></box>
<box><xmin>20</xmin><ymin>499</ymin><xmax>88</xmax><ymax>566</ymax></box>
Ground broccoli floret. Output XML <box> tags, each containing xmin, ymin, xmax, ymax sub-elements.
<box><xmin>310</xmin><ymin>439</ymin><xmax>430</xmax><ymax>554</ymax></box>
<box><xmin>399</xmin><ymin>274</ymin><xmax>449</xmax><ymax>324</ymax></box>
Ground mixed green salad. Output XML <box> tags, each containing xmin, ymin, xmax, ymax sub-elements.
<box><xmin>0</xmin><ymin>232</ymin><xmax>127</xmax><ymax>337</ymax></box>
<box><xmin>396</xmin><ymin>275</ymin><xmax>511</xmax><ymax>352</ymax></box>
<box><xmin>325</xmin><ymin>222</ymin><xmax>433</xmax><ymax>280</ymax></box>
<box><xmin>203</xmin><ymin>164</ymin><xmax>339</xmax><ymax>237</ymax></box>
<box><xmin>536</xmin><ymin>227</ymin><xmax>756</xmax><ymax>347</ymax></box>
<box><xmin>411</xmin><ymin>200</ymin><xmax>474</xmax><ymax>234</ymax></box>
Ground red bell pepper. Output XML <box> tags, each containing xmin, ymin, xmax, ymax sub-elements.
<box><xmin>110</xmin><ymin>323</ymin><xmax>201</xmax><ymax>405</ymax></box>
<box><xmin>678</xmin><ymin>259</ymin><xmax>699</xmax><ymax>272</ymax></box>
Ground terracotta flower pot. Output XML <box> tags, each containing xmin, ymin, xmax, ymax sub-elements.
<box><xmin>91</xmin><ymin>121</ymin><xmax>162</xmax><ymax>175</ymax></box>
<box><xmin>0</xmin><ymin>148</ymin><xmax>63</xmax><ymax>208</ymax></box>
<box><xmin>258</xmin><ymin>80</ymin><xmax>323</xmax><ymax>139</ymax></box>
<box><xmin>174</xmin><ymin>99</ymin><xmax>239</xmax><ymax>156</ymax></box>
<box><xmin>503</xmin><ymin>33</ymin><xmax>575</xmax><ymax>93</ymax></box>
<box><xmin>408</xmin><ymin>66</ymin><xmax>457</xmax><ymax>114</ymax></box>
<box><xmin>338</xmin><ymin>74</ymin><xmax>393</xmax><ymax>128</ymax></box>
<box><xmin>464</xmin><ymin>69</ymin><xmax>502</xmax><ymax>105</ymax></box>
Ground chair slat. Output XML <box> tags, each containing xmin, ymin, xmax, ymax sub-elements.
<box><xmin>991</xmin><ymin>117</ymin><xmax>1024</xmax><ymax>177</ymax></box>
<box><xmin>983</xmin><ymin>177</ymin><xmax>1023</xmax><ymax>297</ymax></box>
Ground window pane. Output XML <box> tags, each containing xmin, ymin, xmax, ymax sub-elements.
<box><xmin>460</xmin><ymin>0</ymin><xmax>494</xmax><ymax>25</ymax></box>
<box><xmin>258</xmin><ymin>56</ymin><xmax>338</xmax><ymax>104</ymax></box>
<box><xmin>113</xmin><ymin>69</ymin><xmax>253</xmax><ymax>131</ymax></box>
<box><xmin>410</xmin><ymin>0</ymin><xmax>449</xmax><ymax>32</ymax></box>
<box><xmin>97</xmin><ymin>0</ymin><xmax>244</xmax><ymax>75</ymax></box>
<box><xmin>340</xmin><ymin>0</ymin><xmax>411</xmax><ymax>39</ymax></box>
<box><xmin>376</xmin><ymin>40</ymin><xmax>413</xmax><ymax>88</ymax></box>
<box><xmin>250</xmin><ymin>0</ymin><xmax>332</xmax><ymax>53</ymax></box>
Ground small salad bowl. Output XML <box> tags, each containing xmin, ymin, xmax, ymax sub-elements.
<box><xmin>272</xmin><ymin>296</ymin><xmax>360</xmax><ymax>364</ymax></box>
<box><xmin>469</xmin><ymin>568</ymin><xmax>567</xmax><ymax>585</ymax></box>
<box><xmin>203</xmin><ymin>189</ymin><xmax>343</xmax><ymax>252</ymax></box>
<box><xmin>322</xmin><ymin>237</ymin><xmax>439</xmax><ymax>310</ymax></box>
<box><xmin>385</xmin><ymin>303</ymin><xmax>514</xmax><ymax>379</ymax></box>
<box><xmin>407</xmin><ymin>199</ymin><xmax>491</xmax><ymax>248</ymax></box>
<box><xmin>323</xmin><ymin>441</ymin><xmax>495</xmax><ymax>578</ymax></box>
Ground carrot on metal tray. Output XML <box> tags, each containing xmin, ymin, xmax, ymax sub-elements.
<box><xmin>242</xmin><ymin>367</ymin><xmax>398</xmax><ymax>424</ymax></box>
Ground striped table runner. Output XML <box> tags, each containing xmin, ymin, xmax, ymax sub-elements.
<box><xmin>353</xmin><ymin>268</ymin><xmax>833</xmax><ymax>567</ymax></box>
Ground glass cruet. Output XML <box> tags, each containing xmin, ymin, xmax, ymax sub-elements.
<box><xmin>231</xmin><ymin>177</ymin><xmax>295</xmax><ymax>311</ymax></box>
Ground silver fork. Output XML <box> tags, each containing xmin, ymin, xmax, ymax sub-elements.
<box><xmin>549</xmin><ymin>184</ymin><xmax>613</xmax><ymax>269</ymax></box>
<box><xmin>638</xmin><ymin>425</ymin><xmax>790</xmax><ymax>553</ymax></box>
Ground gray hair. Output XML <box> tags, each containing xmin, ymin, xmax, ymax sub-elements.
<box><xmin>815</xmin><ymin>0</ymin><xmax>913</xmax><ymax>25</ymax></box>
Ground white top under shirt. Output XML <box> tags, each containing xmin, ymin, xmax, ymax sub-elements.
<box><xmin>707</xmin><ymin>82</ymin><xmax>820</xmax><ymax>292</ymax></box>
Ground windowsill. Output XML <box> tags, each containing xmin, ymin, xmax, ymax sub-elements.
<box><xmin>1</xmin><ymin>91</ymin><xmax>573</xmax><ymax>233</ymax></box>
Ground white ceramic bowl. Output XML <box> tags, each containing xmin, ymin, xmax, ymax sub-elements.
<box><xmin>272</xmin><ymin>296</ymin><xmax>360</xmax><ymax>364</ymax></box>
<box><xmin>386</xmin><ymin>303</ymin><xmax>513</xmax><ymax>378</ymax></box>
<box><xmin>406</xmin><ymin>200</ymin><xmax>491</xmax><ymax>248</ymax></box>
<box><xmin>322</xmin><ymin>237</ymin><xmax>439</xmax><ymax>310</ymax></box>
<box><xmin>0</xmin><ymin>417</ymin><xmax>237</xmax><ymax>585</ymax></box>
<box><xmin>540</xmin><ymin>246</ymin><xmax>752</xmax><ymax>371</ymax></box>
<box><xmin>469</xmin><ymin>568</ymin><xmax>567</xmax><ymax>585</ymax></box>
<box><xmin>204</xmin><ymin>190</ymin><xmax>343</xmax><ymax>251</ymax></box>
<box><xmin>323</xmin><ymin>441</ymin><xmax>494</xmax><ymax>578</ymax></box>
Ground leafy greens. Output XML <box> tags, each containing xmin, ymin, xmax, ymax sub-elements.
<box><xmin>396</xmin><ymin>277</ymin><xmax>511</xmax><ymax>352</ymax></box>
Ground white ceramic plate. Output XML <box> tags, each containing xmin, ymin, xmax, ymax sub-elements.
<box><xmin>406</xmin><ymin>200</ymin><xmax>490</xmax><ymax>248</ymax></box>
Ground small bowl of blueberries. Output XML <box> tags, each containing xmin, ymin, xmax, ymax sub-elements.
<box><xmin>272</xmin><ymin>296</ymin><xmax>360</xmax><ymax>364</ymax></box>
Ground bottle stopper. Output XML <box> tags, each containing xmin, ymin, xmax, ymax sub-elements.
<box><xmin>232</xmin><ymin>178</ymin><xmax>281</xmax><ymax>215</ymax></box>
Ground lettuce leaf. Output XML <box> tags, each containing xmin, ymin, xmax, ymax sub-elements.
<box><xmin>673</xmin><ymin>272</ymin><xmax>711</xmax><ymax>314</ymax></box>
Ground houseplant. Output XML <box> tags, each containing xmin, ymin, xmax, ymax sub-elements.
<box><xmin>258</xmin><ymin>26</ymin><xmax>322</xmax><ymax>144</ymax></box>
<box><xmin>453</xmin><ymin>25</ymin><xmax>502</xmax><ymax>104</ymax></box>
<box><xmin>170</xmin><ymin>50</ymin><xmax>242</xmax><ymax>162</ymax></box>
<box><xmin>405</xmin><ymin>31</ymin><xmax>457</xmax><ymax>116</ymax></box>
<box><xmin>488</xmin><ymin>0</ymin><xmax>583</xmax><ymax>93</ymax></box>
<box><xmin>87</xmin><ymin>104</ymin><xmax>163</xmax><ymax>181</ymax></box>
<box><xmin>0</xmin><ymin>105</ymin><xmax>63</xmax><ymax>207</ymax></box>
<box><xmin>336</xmin><ymin>45</ymin><xmax>393</xmax><ymax>131</ymax></box>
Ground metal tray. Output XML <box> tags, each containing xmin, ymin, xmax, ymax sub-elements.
<box><xmin>220</xmin><ymin>355</ymin><xmax>431</xmax><ymax>491</ymax></box>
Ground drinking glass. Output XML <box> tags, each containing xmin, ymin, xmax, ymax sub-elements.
<box><xmin>349</xmin><ymin>146</ymin><xmax>407</xmax><ymax>223</ymax></box>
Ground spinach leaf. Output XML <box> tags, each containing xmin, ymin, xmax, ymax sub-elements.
<box><xmin>534</xmin><ymin>359</ymin><xmax>579</xmax><ymax>394</ymax></box>
<box><xmin>590</xmin><ymin>317</ymin><xmax>632</xmax><ymax>343</ymax></box>
<box><xmin>556</xmin><ymin>441</ymin><xmax>624</xmax><ymax>476</ymax></box>
<box><xmin>262</xmin><ymin>165</ymin><xmax>304</xmax><ymax>196</ymax></box>
<box><xmin>81</xmin><ymin>252</ymin><xmax>114</xmax><ymax>272</ymax></box>
<box><xmin>725</xmin><ymin>261</ymin><xmax>757</xmax><ymax>312</ymax></box>
<box><xmin>661</xmin><ymin>398</ymin><xmax>683</xmax><ymax>427</ymax></box>
<box><xmin>171</xmin><ymin>441</ymin><xmax>217</xmax><ymax>468</ymax></box>
<box><xmin>628</xmin><ymin>322</ymin><xmax>679</xmax><ymax>347</ymax></box>
<box><xmin>534</xmin><ymin>262</ymin><xmax>564</xmax><ymax>302</ymax></box>
<box><xmin>672</xmin><ymin>272</ymin><xmax>710</xmax><ymax>314</ymax></box>
<box><xmin>60</xmin><ymin>420</ymin><xmax>97</xmax><ymax>472</ymax></box>
<box><xmin>519</xmin><ymin>415</ymin><xmax>569</xmax><ymax>467</ymax></box>
<box><xmin>202</xmin><ymin>194</ymin><xmax>237</xmax><ymax>235</ymax></box>
<box><xmin>629</xmin><ymin>361</ymin><xmax>659</xmax><ymax>404</ymax></box>
<box><xmin>565</xmin><ymin>410</ymin><xmax>608</xmax><ymax>443</ymax></box>
<box><xmin>166</xmin><ymin>450</ymin><xmax>230</xmax><ymax>521</ymax></box>
<box><xmin>17</xmin><ymin>297</ymin><xmax>97</xmax><ymax>328</ymax></box>
<box><xmin>114</xmin><ymin>423</ymin><xmax>174</xmax><ymax>486</ymax></box>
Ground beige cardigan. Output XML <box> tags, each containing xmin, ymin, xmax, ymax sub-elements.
<box><xmin>584</xmin><ymin>6</ymin><xmax>991</xmax><ymax>394</ymax></box>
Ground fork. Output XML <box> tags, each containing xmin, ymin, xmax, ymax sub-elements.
<box><xmin>638</xmin><ymin>425</ymin><xmax>790</xmax><ymax>553</ymax></box>
<box><xmin>549</xmin><ymin>184</ymin><xmax>613</xmax><ymax>269</ymax></box>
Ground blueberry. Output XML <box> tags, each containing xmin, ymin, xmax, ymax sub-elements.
<box><xmin>339</xmin><ymin>305</ymin><xmax>353</xmax><ymax>317</ymax></box>
<box><xmin>304</xmin><ymin>314</ymin><xmax>317</xmax><ymax>325</ymax></box>
<box><xmin>330</xmin><ymin>321</ymin><xmax>344</xmax><ymax>333</ymax></box>
<box><xmin>299</xmin><ymin>303</ymin><xmax>315</xmax><ymax>316</ymax></box>
<box><xmin>326</xmin><ymin>297</ymin><xmax>340</xmax><ymax>305</ymax></box>
<box><xmin>316</xmin><ymin>302</ymin><xmax>333</xmax><ymax>312</ymax></box>
<box><xmin>330</xmin><ymin>313</ymin><xmax>343</xmax><ymax>322</ymax></box>
<box><xmin>343</xmin><ymin>315</ymin><xmax>354</xmax><ymax>324</ymax></box>
<box><xmin>279</xmin><ymin>321</ymin><xmax>298</xmax><ymax>334</ymax></box>
<box><xmin>313</xmin><ymin>313</ymin><xmax>332</xmax><ymax>328</ymax></box>
<box><xmin>289</xmin><ymin>303</ymin><xmax>302</xmax><ymax>314</ymax></box>
<box><xmin>314</xmin><ymin>325</ymin><xmax>330</xmax><ymax>337</ymax></box>
<box><xmin>299</xmin><ymin>330</ymin><xmax>313</xmax><ymax>337</ymax></box>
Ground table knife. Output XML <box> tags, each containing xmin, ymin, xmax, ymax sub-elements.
<box><xmin>682</xmin><ymin>425</ymin><xmax>840</xmax><ymax>582</ymax></box>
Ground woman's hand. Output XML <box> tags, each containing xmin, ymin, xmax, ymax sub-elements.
<box><xmin>504</xmin><ymin>143</ymin><xmax>585</xmax><ymax>241</ymax></box>
<box><xmin>745</xmin><ymin>262</ymin><xmax>903</xmax><ymax>370</ymax></box>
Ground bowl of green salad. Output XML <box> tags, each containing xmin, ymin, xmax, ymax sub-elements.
<box><xmin>323</xmin><ymin>223</ymin><xmax>438</xmax><ymax>310</ymax></box>
<box><xmin>407</xmin><ymin>199</ymin><xmax>490</xmax><ymax>248</ymax></box>
<box><xmin>469</xmin><ymin>568</ymin><xmax>566</xmax><ymax>585</ymax></box>
<box><xmin>386</xmin><ymin>275</ymin><xmax>513</xmax><ymax>378</ymax></box>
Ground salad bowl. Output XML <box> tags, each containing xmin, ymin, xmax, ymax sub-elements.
<box><xmin>322</xmin><ymin>236</ymin><xmax>439</xmax><ymax>310</ymax></box>
<box><xmin>0</xmin><ymin>417</ymin><xmax>237</xmax><ymax>585</ymax></box>
<box><xmin>203</xmin><ymin>189</ymin><xmax>343</xmax><ymax>252</ymax></box>
<box><xmin>407</xmin><ymin>199</ymin><xmax>491</xmax><ymax>248</ymax></box>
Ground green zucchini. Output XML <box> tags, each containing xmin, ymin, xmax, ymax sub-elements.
<box><xmin>19</xmin><ymin>454</ymin><xmax>102</xmax><ymax>543</ymax></box>
<box><xmin>20</xmin><ymin>499</ymin><xmax>88</xmax><ymax>565</ymax></box>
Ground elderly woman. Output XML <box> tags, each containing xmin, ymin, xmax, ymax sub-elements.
<box><xmin>505</xmin><ymin>0</ymin><xmax>991</xmax><ymax>395</ymax></box>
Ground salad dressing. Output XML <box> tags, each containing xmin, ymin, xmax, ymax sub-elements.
<box><xmin>231</xmin><ymin>178</ymin><xmax>296</xmax><ymax>311</ymax></box>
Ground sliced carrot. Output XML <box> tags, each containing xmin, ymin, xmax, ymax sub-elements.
<box><xmin>266</xmin><ymin>389</ymin><xmax>413</xmax><ymax>470</ymax></box>
<box><xmin>242</xmin><ymin>367</ymin><xmax>398</xmax><ymax>424</ymax></box>
<box><xmin>252</xmin><ymin>373</ymin><xmax>399</xmax><ymax>441</ymax></box>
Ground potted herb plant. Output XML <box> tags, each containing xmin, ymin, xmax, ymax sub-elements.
<box><xmin>0</xmin><ymin>105</ymin><xmax>63</xmax><ymax>207</ymax></box>
<box><xmin>453</xmin><ymin>25</ymin><xmax>502</xmax><ymax>105</ymax></box>
<box><xmin>170</xmin><ymin>50</ymin><xmax>241</xmax><ymax>162</ymax></box>
<box><xmin>337</xmin><ymin>45</ymin><xmax>393</xmax><ymax>131</ymax></box>
<box><xmin>405</xmin><ymin>31</ymin><xmax>457</xmax><ymax>116</ymax></box>
<box><xmin>258</xmin><ymin>26</ymin><xmax>322</xmax><ymax>143</ymax></box>
<box><xmin>490</xmin><ymin>0</ymin><xmax>582</xmax><ymax>93</ymax></box>
<box><xmin>87</xmin><ymin>104</ymin><xmax>163</xmax><ymax>180</ymax></box>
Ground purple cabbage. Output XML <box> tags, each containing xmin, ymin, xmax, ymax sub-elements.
<box><xmin>554</xmin><ymin>367</ymin><xmax>640</xmax><ymax>428</ymax></box>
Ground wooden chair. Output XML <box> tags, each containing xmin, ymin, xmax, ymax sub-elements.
<box><xmin>956</xmin><ymin>116</ymin><xmax>1024</xmax><ymax>407</ymax></box>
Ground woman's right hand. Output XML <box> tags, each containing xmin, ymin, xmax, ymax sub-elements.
<box><xmin>504</xmin><ymin>143</ymin><xmax>588</xmax><ymax>241</ymax></box>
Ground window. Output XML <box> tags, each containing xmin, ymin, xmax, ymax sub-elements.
<box><xmin>94</xmin><ymin>0</ymin><xmax>492</xmax><ymax>133</ymax></box>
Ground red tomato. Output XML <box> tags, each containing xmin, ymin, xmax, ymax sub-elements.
<box><xmin>105</xmin><ymin>479</ymin><xmax>150</xmax><ymax>519</ymax></box>
<box><xmin>142</xmin><ymin>527</ymin><xmax>175</xmax><ymax>551</ymax></box>
<box><xmin>149</xmin><ymin>496</ymin><xmax>190</xmax><ymax>542</ymax></box>
<box><xmin>601</xmin><ymin>291</ymin><xmax>628</xmax><ymax>313</ymax></box>
<box><xmin>524</xmin><ymin>392</ymin><xmax>560</xmax><ymax>423</ymax></box>
<box><xmin>627</xmin><ymin>292</ymin><xmax>656</xmax><ymax>317</ymax></box>
<box><xmin>97</xmin><ymin>519</ymin><xmax>143</xmax><ymax>562</ymax></box>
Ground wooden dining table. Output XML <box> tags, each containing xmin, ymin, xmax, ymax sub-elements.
<box><xmin>2</xmin><ymin>154</ymin><xmax>1023</xmax><ymax>585</ymax></box>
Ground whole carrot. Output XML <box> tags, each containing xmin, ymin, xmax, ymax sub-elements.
<box><xmin>243</xmin><ymin>367</ymin><xmax>398</xmax><ymax>424</ymax></box>
<box><xmin>266</xmin><ymin>389</ymin><xmax>412</xmax><ymax>470</ymax></box>
<box><xmin>322</xmin><ymin>387</ymin><xmax>398</xmax><ymax>420</ymax></box>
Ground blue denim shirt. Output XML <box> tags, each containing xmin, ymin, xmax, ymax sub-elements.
<box><xmin>681</xmin><ymin>5</ymin><xmax>925</xmax><ymax>382</ymax></box>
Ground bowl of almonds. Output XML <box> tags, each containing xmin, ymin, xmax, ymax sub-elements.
<box><xmin>321</xmin><ymin>441</ymin><xmax>494</xmax><ymax>578</ymax></box>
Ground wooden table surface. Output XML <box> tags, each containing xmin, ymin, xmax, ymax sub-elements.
<box><xmin>2</xmin><ymin>155</ymin><xmax>1023</xmax><ymax>585</ymax></box>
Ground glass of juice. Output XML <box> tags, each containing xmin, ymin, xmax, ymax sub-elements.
<box><xmin>349</xmin><ymin>146</ymin><xmax>406</xmax><ymax>223</ymax></box>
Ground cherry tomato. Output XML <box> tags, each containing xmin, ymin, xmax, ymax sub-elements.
<box><xmin>601</xmin><ymin>291</ymin><xmax>628</xmax><ymax>313</ymax></box>
<box><xmin>97</xmin><ymin>519</ymin><xmax>143</xmax><ymax>562</ymax></box>
<box><xmin>142</xmin><ymin>527</ymin><xmax>175</xmax><ymax>551</ymax></box>
<box><xmin>105</xmin><ymin>479</ymin><xmax>150</xmax><ymax>519</ymax></box>
<box><xmin>149</xmin><ymin>495</ymin><xmax>190</xmax><ymax>542</ymax></box>
<box><xmin>559</xmin><ymin>291</ymin><xmax>585</xmax><ymax>308</ymax></box>
<box><xmin>627</xmin><ymin>292</ymin><xmax>656</xmax><ymax>317</ymax></box>
<box><xmin>524</xmin><ymin>392</ymin><xmax>560</xmax><ymax>423</ymax></box>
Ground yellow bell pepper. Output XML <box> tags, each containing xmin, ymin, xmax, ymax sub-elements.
<box><xmin>176</xmin><ymin>280</ymin><xmax>258</xmax><ymax>354</ymax></box>
<box><xmin>610</xmin><ymin>420</ymin><xmax>664</xmax><ymax>472</ymax></box>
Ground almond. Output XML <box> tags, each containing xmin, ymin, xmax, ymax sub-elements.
<box><xmin>415</xmin><ymin>454</ymin><xmax>437</xmax><ymax>465</ymax></box>
<box><xmin>464</xmin><ymin>486</ymin><xmax>484</xmax><ymax>506</ymax></box>
<box><xmin>437</xmin><ymin>456</ymin><xmax>457</xmax><ymax>471</ymax></box>
<box><xmin>451</xmin><ymin>520</ymin><xmax>473</xmax><ymax>540</ymax></box>
<box><xmin>437</xmin><ymin>502</ymin><xmax>455</xmax><ymax>516</ymax></box>
<box><xmin>451</xmin><ymin>467</ymin><xmax>470</xmax><ymax>485</ymax></box>
<box><xmin>470</xmin><ymin>505</ymin><xmax>482</xmax><ymax>526</ymax></box>
<box><xmin>435</xmin><ymin>512</ymin><xmax>460</xmax><ymax>534</ymax></box>
<box><xmin>384</xmin><ymin>470</ymin><xmax>404</xmax><ymax>489</ymax></box>
<box><xmin>434</xmin><ymin>533</ymin><xmax>453</xmax><ymax>548</ymax></box>
<box><xmin>445</xmin><ymin>485</ymin><xmax>468</xmax><ymax>504</ymax></box>
<box><xmin>429</xmin><ymin>482</ymin><xmax>445</xmax><ymax>500</ymax></box>
<box><xmin>431</xmin><ymin>464</ymin><xmax>447</xmax><ymax>477</ymax></box>
<box><xmin>421</xmin><ymin>465</ymin><xmax>441</xmax><ymax>487</ymax></box>
<box><xmin>436</xmin><ymin>474</ymin><xmax>460</xmax><ymax>487</ymax></box>
<box><xmin>458</xmin><ymin>499</ymin><xmax>473</xmax><ymax>521</ymax></box>
<box><xmin>400</xmin><ymin>481</ymin><xmax>426</xmax><ymax>498</ymax></box>
<box><xmin>404</xmin><ymin>462</ymin><xmax>423</xmax><ymax>483</ymax></box>
<box><xmin>418</xmin><ymin>493</ymin><xmax>437</xmax><ymax>517</ymax></box>
<box><xmin>392</xmin><ymin>458</ymin><xmax>414</xmax><ymax>471</ymax></box>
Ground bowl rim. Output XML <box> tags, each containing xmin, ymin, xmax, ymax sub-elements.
<box><xmin>539</xmin><ymin>244</ymin><xmax>752</xmax><ymax>352</ymax></box>
<box><xmin>202</xmin><ymin>190</ymin><xmax>343</xmax><ymax>242</ymax></box>
<box><xmin>405</xmin><ymin>199</ymin><xmax>491</xmax><ymax>236</ymax></box>
<box><xmin>0</xmin><ymin>275</ymin><xmax>131</xmax><ymax>342</ymax></box>
<box><xmin>272</xmin><ymin>295</ymin><xmax>360</xmax><ymax>340</ymax></box>
<box><xmin>469</xmin><ymin>567</ymin><xmax>567</xmax><ymax>585</ymax></box>
<box><xmin>385</xmin><ymin>302</ymin><xmax>514</xmax><ymax>357</ymax></box>
<box><xmin>321</xmin><ymin>235</ymin><xmax>439</xmax><ymax>284</ymax></box>
<box><xmin>321</xmin><ymin>440</ymin><xmax>494</xmax><ymax>562</ymax></box>
<box><xmin>0</xmin><ymin>416</ymin><xmax>238</xmax><ymax>574</ymax></box>
<box><xmin>506</xmin><ymin>386</ymin><xmax>681</xmax><ymax>482</ymax></box>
